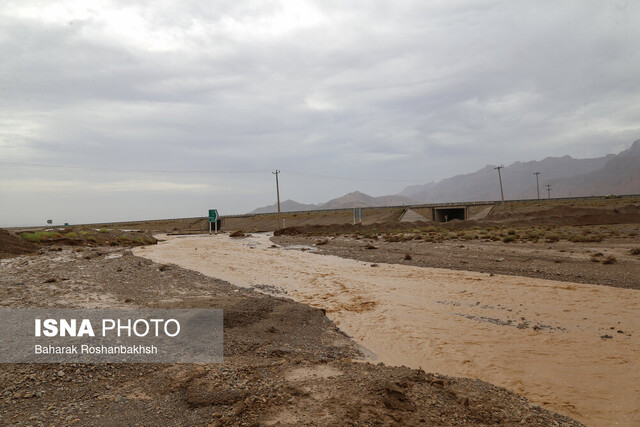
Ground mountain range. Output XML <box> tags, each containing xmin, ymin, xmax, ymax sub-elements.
<box><xmin>250</xmin><ymin>139</ymin><xmax>640</xmax><ymax>213</ymax></box>
<box><xmin>250</xmin><ymin>192</ymin><xmax>418</xmax><ymax>214</ymax></box>
<box><xmin>400</xmin><ymin>139</ymin><xmax>639</xmax><ymax>202</ymax></box>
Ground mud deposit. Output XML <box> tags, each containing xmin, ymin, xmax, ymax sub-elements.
<box><xmin>137</xmin><ymin>233</ymin><xmax>640</xmax><ymax>426</ymax></box>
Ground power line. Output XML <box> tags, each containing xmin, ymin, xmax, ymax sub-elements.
<box><xmin>280</xmin><ymin>169</ymin><xmax>430</xmax><ymax>183</ymax></box>
<box><xmin>545</xmin><ymin>184</ymin><xmax>552</xmax><ymax>199</ymax></box>
<box><xmin>0</xmin><ymin>161</ymin><xmax>431</xmax><ymax>184</ymax></box>
<box><xmin>0</xmin><ymin>160</ymin><xmax>269</xmax><ymax>175</ymax></box>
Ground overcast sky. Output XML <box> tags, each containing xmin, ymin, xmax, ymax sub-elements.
<box><xmin>1</xmin><ymin>0</ymin><xmax>639</xmax><ymax>226</ymax></box>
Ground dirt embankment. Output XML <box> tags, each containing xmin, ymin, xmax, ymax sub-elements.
<box><xmin>486</xmin><ymin>203</ymin><xmax>640</xmax><ymax>226</ymax></box>
<box><xmin>0</xmin><ymin>246</ymin><xmax>581</xmax><ymax>426</ymax></box>
<box><xmin>0</xmin><ymin>229</ymin><xmax>38</xmax><ymax>258</ymax></box>
<box><xmin>271</xmin><ymin>203</ymin><xmax>640</xmax><ymax>237</ymax></box>
<box><xmin>5</xmin><ymin>227</ymin><xmax>158</xmax><ymax>251</ymax></box>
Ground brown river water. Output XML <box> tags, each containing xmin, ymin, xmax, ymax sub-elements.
<box><xmin>134</xmin><ymin>233</ymin><xmax>640</xmax><ymax>426</ymax></box>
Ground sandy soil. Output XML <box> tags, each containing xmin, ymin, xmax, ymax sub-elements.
<box><xmin>0</xmin><ymin>245</ymin><xmax>581</xmax><ymax>426</ymax></box>
<box><xmin>136</xmin><ymin>233</ymin><xmax>640</xmax><ymax>426</ymax></box>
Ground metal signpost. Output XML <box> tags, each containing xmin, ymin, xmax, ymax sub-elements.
<box><xmin>208</xmin><ymin>209</ymin><xmax>219</xmax><ymax>235</ymax></box>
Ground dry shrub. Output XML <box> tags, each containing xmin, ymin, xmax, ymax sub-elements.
<box><xmin>545</xmin><ymin>235</ymin><xmax>560</xmax><ymax>243</ymax></box>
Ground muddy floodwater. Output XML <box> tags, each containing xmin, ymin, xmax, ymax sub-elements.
<box><xmin>135</xmin><ymin>233</ymin><xmax>640</xmax><ymax>426</ymax></box>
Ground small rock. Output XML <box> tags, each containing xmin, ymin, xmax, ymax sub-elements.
<box><xmin>230</xmin><ymin>401</ymin><xmax>245</xmax><ymax>417</ymax></box>
<box><xmin>57</xmin><ymin>370</ymin><xmax>65</xmax><ymax>377</ymax></box>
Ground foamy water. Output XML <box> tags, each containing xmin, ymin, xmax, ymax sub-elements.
<box><xmin>135</xmin><ymin>233</ymin><xmax>640</xmax><ymax>426</ymax></box>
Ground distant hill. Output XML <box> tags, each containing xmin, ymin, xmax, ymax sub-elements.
<box><xmin>548</xmin><ymin>142</ymin><xmax>640</xmax><ymax>197</ymax></box>
<box><xmin>322</xmin><ymin>191</ymin><xmax>416</xmax><ymax>209</ymax></box>
<box><xmin>250</xmin><ymin>191</ymin><xmax>418</xmax><ymax>214</ymax></box>
<box><xmin>250</xmin><ymin>200</ymin><xmax>319</xmax><ymax>214</ymax></box>
<box><xmin>250</xmin><ymin>139</ymin><xmax>640</xmax><ymax>214</ymax></box>
<box><xmin>400</xmin><ymin>139</ymin><xmax>640</xmax><ymax>202</ymax></box>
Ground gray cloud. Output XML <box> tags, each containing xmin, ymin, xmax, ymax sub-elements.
<box><xmin>1</xmin><ymin>0</ymin><xmax>639</xmax><ymax>225</ymax></box>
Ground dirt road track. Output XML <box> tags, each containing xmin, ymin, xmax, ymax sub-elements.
<box><xmin>135</xmin><ymin>233</ymin><xmax>640</xmax><ymax>427</ymax></box>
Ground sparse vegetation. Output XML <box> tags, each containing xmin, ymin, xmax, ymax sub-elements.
<box><xmin>20</xmin><ymin>231</ymin><xmax>62</xmax><ymax>243</ymax></box>
<box><xmin>350</xmin><ymin>221</ymin><xmax>638</xmax><ymax>248</ymax></box>
<box><xmin>20</xmin><ymin>233</ymin><xmax>41</xmax><ymax>243</ymax></box>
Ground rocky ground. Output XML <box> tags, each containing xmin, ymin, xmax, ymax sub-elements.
<box><xmin>0</xmin><ymin>244</ymin><xmax>583</xmax><ymax>426</ymax></box>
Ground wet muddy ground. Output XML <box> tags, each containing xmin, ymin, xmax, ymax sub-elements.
<box><xmin>138</xmin><ymin>233</ymin><xmax>639</xmax><ymax>426</ymax></box>
<box><xmin>0</xmin><ymin>245</ymin><xmax>582</xmax><ymax>426</ymax></box>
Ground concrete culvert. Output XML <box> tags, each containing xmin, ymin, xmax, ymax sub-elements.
<box><xmin>433</xmin><ymin>207</ymin><xmax>466</xmax><ymax>222</ymax></box>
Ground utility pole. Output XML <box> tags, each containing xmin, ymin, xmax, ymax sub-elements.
<box><xmin>494</xmin><ymin>166</ymin><xmax>505</xmax><ymax>203</ymax></box>
<box><xmin>272</xmin><ymin>170</ymin><xmax>282</xmax><ymax>229</ymax></box>
<box><xmin>533</xmin><ymin>172</ymin><xmax>541</xmax><ymax>200</ymax></box>
<box><xmin>545</xmin><ymin>184</ymin><xmax>552</xmax><ymax>199</ymax></box>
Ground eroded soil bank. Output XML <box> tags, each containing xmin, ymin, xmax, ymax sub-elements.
<box><xmin>136</xmin><ymin>233</ymin><xmax>640</xmax><ymax>426</ymax></box>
